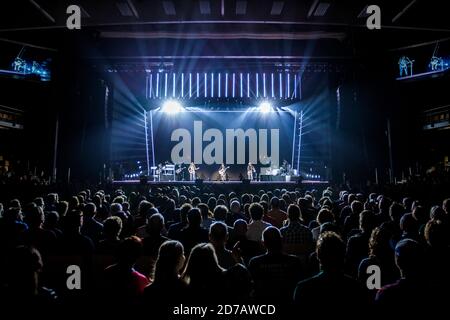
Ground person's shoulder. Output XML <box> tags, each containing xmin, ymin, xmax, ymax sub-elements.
<box><xmin>295</xmin><ymin>273</ymin><xmax>322</xmax><ymax>290</ymax></box>
<box><xmin>376</xmin><ymin>280</ymin><xmax>402</xmax><ymax>301</ymax></box>
<box><xmin>248</xmin><ymin>253</ymin><xmax>266</xmax><ymax>266</ymax></box>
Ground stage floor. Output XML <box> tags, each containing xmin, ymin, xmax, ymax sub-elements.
<box><xmin>112</xmin><ymin>179</ymin><xmax>329</xmax><ymax>187</ymax></box>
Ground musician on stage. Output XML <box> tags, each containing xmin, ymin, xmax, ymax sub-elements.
<box><xmin>188</xmin><ymin>162</ymin><xmax>199</xmax><ymax>181</ymax></box>
<box><xmin>281</xmin><ymin>160</ymin><xmax>290</xmax><ymax>175</ymax></box>
<box><xmin>218</xmin><ymin>163</ymin><xmax>228</xmax><ymax>181</ymax></box>
<box><xmin>247</xmin><ymin>162</ymin><xmax>256</xmax><ymax>180</ymax></box>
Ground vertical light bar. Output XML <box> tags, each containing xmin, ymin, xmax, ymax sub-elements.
<box><xmin>172</xmin><ymin>73</ymin><xmax>176</xmax><ymax>97</ymax></box>
<box><xmin>232</xmin><ymin>73</ymin><xmax>236</xmax><ymax>98</ymax></box>
<box><xmin>196</xmin><ymin>73</ymin><xmax>199</xmax><ymax>98</ymax></box>
<box><xmin>256</xmin><ymin>73</ymin><xmax>259</xmax><ymax>98</ymax></box>
<box><xmin>294</xmin><ymin>74</ymin><xmax>297</xmax><ymax>99</ymax></box>
<box><xmin>263</xmin><ymin>73</ymin><xmax>266</xmax><ymax>97</ymax></box>
<box><xmin>189</xmin><ymin>73</ymin><xmax>192</xmax><ymax>97</ymax></box>
<box><xmin>144</xmin><ymin>111</ymin><xmax>150</xmax><ymax>175</ymax></box>
<box><xmin>149</xmin><ymin>74</ymin><xmax>153</xmax><ymax>98</ymax></box>
<box><xmin>164</xmin><ymin>73</ymin><xmax>168</xmax><ymax>98</ymax></box>
<box><xmin>271</xmin><ymin>73</ymin><xmax>274</xmax><ymax>98</ymax></box>
<box><xmin>149</xmin><ymin>110</ymin><xmax>156</xmax><ymax>169</ymax></box>
<box><xmin>240</xmin><ymin>73</ymin><xmax>243</xmax><ymax>98</ymax></box>
<box><xmin>287</xmin><ymin>73</ymin><xmax>290</xmax><ymax>99</ymax></box>
<box><xmin>225</xmin><ymin>73</ymin><xmax>228</xmax><ymax>97</ymax></box>
<box><xmin>204</xmin><ymin>72</ymin><xmax>207</xmax><ymax>98</ymax></box>
<box><xmin>247</xmin><ymin>73</ymin><xmax>250</xmax><ymax>98</ymax></box>
<box><xmin>279</xmin><ymin>73</ymin><xmax>282</xmax><ymax>98</ymax></box>
<box><xmin>156</xmin><ymin>73</ymin><xmax>160</xmax><ymax>98</ymax></box>
<box><xmin>218</xmin><ymin>73</ymin><xmax>221</xmax><ymax>97</ymax></box>
<box><xmin>181</xmin><ymin>73</ymin><xmax>184</xmax><ymax>98</ymax></box>
<box><xmin>211</xmin><ymin>73</ymin><xmax>214</xmax><ymax>97</ymax></box>
<box><xmin>297</xmin><ymin>110</ymin><xmax>304</xmax><ymax>172</ymax></box>
<box><xmin>299</xmin><ymin>73</ymin><xmax>302</xmax><ymax>100</ymax></box>
<box><xmin>291</xmin><ymin>110</ymin><xmax>297</xmax><ymax>169</ymax></box>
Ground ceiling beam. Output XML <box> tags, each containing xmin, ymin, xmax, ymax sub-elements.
<box><xmin>392</xmin><ymin>0</ymin><xmax>418</xmax><ymax>23</ymax></box>
<box><xmin>100</xmin><ymin>31</ymin><xmax>346</xmax><ymax>41</ymax></box>
<box><xmin>0</xmin><ymin>20</ymin><xmax>449</xmax><ymax>34</ymax></box>
<box><xmin>28</xmin><ymin>0</ymin><xmax>55</xmax><ymax>23</ymax></box>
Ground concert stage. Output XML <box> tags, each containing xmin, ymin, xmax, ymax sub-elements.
<box><xmin>112</xmin><ymin>179</ymin><xmax>329</xmax><ymax>193</ymax></box>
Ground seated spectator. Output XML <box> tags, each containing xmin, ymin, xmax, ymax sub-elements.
<box><xmin>358</xmin><ymin>225</ymin><xmax>399</xmax><ymax>296</ymax></box>
<box><xmin>143</xmin><ymin>240</ymin><xmax>187</xmax><ymax>305</ymax></box>
<box><xmin>182</xmin><ymin>242</ymin><xmax>251</xmax><ymax>303</ymax></box>
<box><xmin>343</xmin><ymin>200</ymin><xmax>364</xmax><ymax>238</ymax></box>
<box><xmin>182</xmin><ymin>243</ymin><xmax>225</xmax><ymax>302</ymax></box>
<box><xmin>209</xmin><ymin>222</ymin><xmax>235</xmax><ymax>269</ymax></box>
<box><xmin>399</xmin><ymin>213</ymin><xmax>419</xmax><ymax>241</ymax></box>
<box><xmin>101</xmin><ymin>236</ymin><xmax>151</xmax><ymax>303</ymax></box>
<box><xmin>424</xmin><ymin>219</ymin><xmax>450</xmax><ymax>289</ymax></box>
<box><xmin>294</xmin><ymin>232</ymin><xmax>368</xmax><ymax>315</ymax></box>
<box><xmin>44</xmin><ymin>193</ymin><xmax>58</xmax><ymax>212</ymax></box>
<box><xmin>227</xmin><ymin>200</ymin><xmax>247</xmax><ymax>226</ymax></box>
<box><xmin>267</xmin><ymin>197</ymin><xmax>288</xmax><ymax>228</ymax></box>
<box><xmin>179</xmin><ymin>208</ymin><xmax>208</xmax><ymax>254</ymax></box>
<box><xmin>311</xmin><ymin>208</ymin><xmax>334</xmax><ymax>242</ymax></box>
<box><xmin>246</xmin><ymin>203</ymin><xmax>271</xmax><ymax>242</ymax></box>
<box><xmin>260</xmin><ymin>200</ymin><xmax>277</xmax><ymax>226</ymax></box>
<box><xmin>142</xmin><ymin>213</ymin><xmax>168</xmax><ymax>258</ymax></box>
<box><xmin>412</xmin><ymin>205</ymin><xmax>428</xmax><ymax>237</ymax></box>
<box><xmin>60</xmin><ymin>210</ymin><xmax>94</xmax><ymax>256</ymax></box>
<box><xmin>213</xmin><ymin>204</ymin><xmax>229</xmax><ymax>223</ymax></box>
<box><xmin>375</xmin><ymin>239</ymin><xmax>432</xmax><ymax>315</ymax></box>
<box><xmin>167</xmin><ymin>203</ymin><xmax>191</xmax><ymax>240</ymax></box>
<box><xmin>345</xmin><ymin>210</ymin><xmax>376</xmax><ymax>277</ymax></box>
<box><xmin>23</xmin><ymin>205</ymin><xmax>57</xmax><ymax>256</ymax></box>
<box><xmin>386</xmin><ymin>202</ymin><xmax>405</xmax><ymax>242</ymax></box>
<box><xmin>81</xmin><ymin>202</ymin><xmax>103</xmax><ymax>244</ymax></box>
<box><xmin>0</xmin><ymin>207</ymin><xmax>27</xmax><ymax>251</ymax></box>
<box><xmin>280</xmin><ymin>204</ymin><xmax>314</xmax><ymax>256</ymax></box>
<box><xmin>97</xmin><ymin>216</ymin><xmax>122</xmax><ymax>254</ymax></box>
<box><xmin>198</xmin><ymin>203</ymin><xmax>214</xmax><ymax>230</ymax></box>
<box><xmin>249</xmin><ymin>227</ymin><xmax>302</xmax><ymax>302</ymax></box>
<box><xmin>135</xmin><ymin>207</ymin><xmax>159</xmax><ymax>238</ymax></box>
<box><xmin>43</xmin><ymin>211</ymin><xmax>63</xmax><ymax>240</ymax></box>
<box><xmin>229</xmin><ymin>219</ymin><xmax>264</xmax><ymax>263</ymax></box>
<box><xmin>1</xmin><ymin>246</ymin><xmax>57</xmax><ymax>307</ymax></box>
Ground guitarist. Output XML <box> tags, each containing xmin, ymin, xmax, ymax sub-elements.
<box><xmin>175</xmin><ymin>164</ymin><xmax>185</xmax><ymax>181</ymax></box>
<box><xmin>218</xmin><ymin>163</ymin><xmax>229</xmax><ymax>181</ymax></box>
<box><xmin>188</xmin><ymin>162</ymin><xmax>199</xmax><ymax>181</ymax></box>
<box><xmin>247</xmin><ymin>162</ymin><xmax>256</xmax><ymax>180</ymax></box>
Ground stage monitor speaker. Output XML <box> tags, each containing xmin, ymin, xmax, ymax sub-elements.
<box><xmin>242</xmin><ymin>179</ymin><xmax>250</xmax><ymax>185</ymax></box>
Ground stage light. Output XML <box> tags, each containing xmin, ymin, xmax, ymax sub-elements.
<box><xmin>259</xmin><ymin>101</ymin><xmax>272</xmax><ymax>113</ymax></box>
<box><xmin>162</xmin><ymin>100</ymin><xmax>183</xmax><ymax>114</ymax></box>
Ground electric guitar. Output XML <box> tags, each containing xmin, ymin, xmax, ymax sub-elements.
<box><xmin>176</xmin><ymin>167</ymin><xmax>186</xmax><ymax>174</ymax></box>
<box><xmin>188</xmin><ymin>166</ymin><xmax>199</xmax><ymax>174</ymax></box>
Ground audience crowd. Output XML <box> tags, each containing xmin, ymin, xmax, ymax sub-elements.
<box><xmin>0</xmin><ymin>183</ymin><xmax>449</xmax><ymax>317</ymax></box>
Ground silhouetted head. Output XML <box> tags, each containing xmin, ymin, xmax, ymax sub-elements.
<box><xmin>317</xmin><ymin>231</ymin><xmax>345</xmax><ymax>272</ymax></box>
<box><xmin>209</xmin><ymin>221</ymin><xmax>228</xmax><ymax>247</ymax></box>
<box><xmin>249</xmin><ymin>203</ymin><xmax>264</xmax><ymax>221</ymax></box>
<box><xmin>262</xmin><ymin>226</ymin><xmax>282</xmax><ymax>253</ymax></box>
<box><xmin>395</xmin><ymin>239</ymin><xmax>424</xmax><ymax>278</ymax></box>
<box><xmin>117</xmin><ymin>236</ymin><xmax>143</xmax><ymax>266</ymax></box>
<box><xmin>154</xmin><ymin>240</ymin><xmax>185</xmax><ymax>282</ymax></box>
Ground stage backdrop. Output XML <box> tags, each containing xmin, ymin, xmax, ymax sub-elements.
<box><xmin>149</xmin><ymin>109</ymin><xmax>295</xmax><ymax>180</ymax></box>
